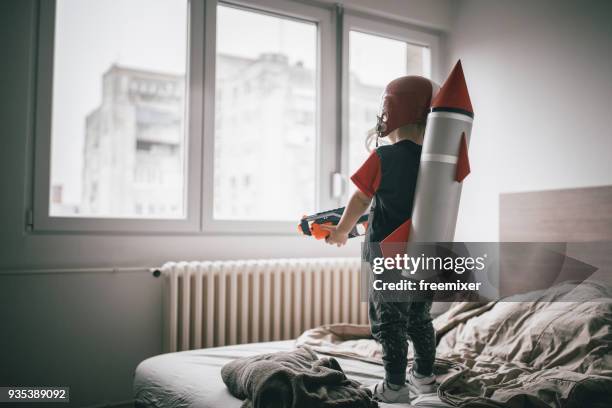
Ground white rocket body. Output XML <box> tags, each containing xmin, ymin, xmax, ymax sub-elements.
<box><xmin>408</xmin><ymin>61</ymin><xmax>474</xmax><ymax>246</ymax></box>
<box><xmin>410</xmin><ymin>112</ymin><xmax>472</xmax><ymax>242</ymax></box>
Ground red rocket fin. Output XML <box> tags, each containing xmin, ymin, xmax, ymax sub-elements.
<box><xmin>380</xmin><ymin>219</ymin><xmax>411</xmax><ymax>259</ymax></box>
<box><xmin>431</xmin><ymin>60</ymin><xmax>473</xmax><ymax>114</ymax></box>
<box><xmin>455</xmin><ymin>132</ymin><xmax>470</xmax><ymax>182</ymax></box>
<box><xmin>382</xmin><ymin>219</ymin><xmax>411</xmax><ymax>243</ymax></box>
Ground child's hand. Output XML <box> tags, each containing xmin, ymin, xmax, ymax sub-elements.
<box><xmin>320</xmin><ymin>224</ymin><xmax>349</xmax><ymax>247</ymax></box>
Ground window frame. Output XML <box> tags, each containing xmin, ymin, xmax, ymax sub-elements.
<box><xmin>30</xmin><ymin>0</ymin><xmax>440</xmax><ymax>234</ymax></box>
<box><xmin>33</xmin><ymin>0</ymin><xmax>204</xmax><ymax>233</ymax></box>
<box><xmin>340</xmin><ymin>12</ymin><xmax>441</xmax><ymax>194</ymax></box>
<box><xmin>200</xmin><ymin>0</ymin><xmax>337</xmax><ymax>234</ymax></box>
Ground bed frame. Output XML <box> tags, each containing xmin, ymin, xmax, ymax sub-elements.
<box><xmin>498</xmin><ymin>185</ymin><xmax>612</xmax><ymax>296</ymax></box>
<box><xmin>500</xmin><ymin>185</ymin><xmax>612</xmax><ymax>242</ymax></box>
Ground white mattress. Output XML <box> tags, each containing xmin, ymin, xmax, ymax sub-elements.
<box><xmin>134</xmin><ymin>341</ymin><xmax>450</xmax><ymax>408</ymax></box>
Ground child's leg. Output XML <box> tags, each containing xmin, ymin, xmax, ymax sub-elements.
<box><xmin>369</xmin><ymin>298</ymin><xmax>409</xmax><ymax>386</ymax></box>
<box><xmin>405</xmin><ymin>300</ymin><xmax>436</xmax><ymax>376</ymax></box>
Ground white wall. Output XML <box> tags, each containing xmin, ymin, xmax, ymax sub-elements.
<box><xmin>449</xmin><ymin>0</ymin><xmax>612</xmax><ymax>241</ymax></box>
<box><xmin>0</xmin><ymin>1</ymin><xmax>451</xmax><ymax>406</ymax></box>
<box><xmin>0</xmin><ymin>272</ymin><xmax>161</xmax><ymax>407</ymax></box>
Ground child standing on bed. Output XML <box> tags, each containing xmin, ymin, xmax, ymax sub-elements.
<box><xmin>321</xmin><ymin>76</ymin><xmax>438</xmax><ymax>403</ymax></box>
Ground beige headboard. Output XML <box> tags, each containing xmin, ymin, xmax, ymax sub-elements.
<box><xmin>499</xmin><ymin>185</ymin><xmax>612</xmax><ymax>295</ymax></box>
<box><xmin>500</xmin><ymin>185</ymin><xmax>612</xmax><ymax>241</ymax></box>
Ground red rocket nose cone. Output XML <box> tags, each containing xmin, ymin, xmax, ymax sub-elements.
<box><xmin>431</xmin><ymin>60</ymin><xmax>473</xmax><ymax>114</ymax></box>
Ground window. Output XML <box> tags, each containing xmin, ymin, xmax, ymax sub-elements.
<box><xmin>33</xmin><ymin>0</ymin><xmax>437</xmax><ymax>233</ymax></box>
<box><xmin>200</xmin><ymin>0</ymin><xmax>335</xmax><ymax>233</ymax></box>
<box><xmin>213</xmin><ymin>5</ymin><xmax>317</xmax><ymax>221</ymax></box>
<box><xmin>48</xmin><ymin>0</ymin><xmax>188</xmax><ymax>219</ymax></box>
<box><xmin>342</xmin><ymin>15</ymin><xmax>438</xmax><ymax>192</ymax></box>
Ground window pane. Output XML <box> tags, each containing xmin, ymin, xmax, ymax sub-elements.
<box><xmin>50</xmin><ymin>0</ymin><xmax>188</xmax><ymax>218</ymax></box>
<box><xmin>348</xmin><ymin>31</ymin><xmax>429</xmax><ymax>185</ymax></box>
<box><xmin>214</xmin><ymin>5</ymin><xmax>317</xmax><ymax>221</ymax></box>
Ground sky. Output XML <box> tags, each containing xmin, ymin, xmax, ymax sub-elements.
<box><xmin>217</xmin><ymin>5</ymin><xmax>316</xmax><ymax>69</ymax></box>
<box><xmin>349</xmin><ymin>31</ymin><xmax>408</xmax><ymax>87</ymax></box>
<box><xmin>51</xmin><ymin>0</ymin><xmax>426</xmax><ymax>207</ymax></box>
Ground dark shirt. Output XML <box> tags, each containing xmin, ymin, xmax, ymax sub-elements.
<box><xmin>351</xmin><ymin>139</ymin><xmax>422</xmax><ymax>244</ymax></box>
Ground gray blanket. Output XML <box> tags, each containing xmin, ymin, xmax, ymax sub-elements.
<box><xmin>297</xmin><ymin>281</ymin><xmax>612</xmax><ymax>408</ymax></box>
<box><xmin>221</xmin><ymin>345</ymin><xmax>377</xmax><ymax>408</ymax></box>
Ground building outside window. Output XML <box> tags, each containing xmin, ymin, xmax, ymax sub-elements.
<box><xmin>213</xmin><ymin>5</ymin><xmax>318</xmax><ymax>221</ymax></box>
<box><xmin>49</xmin><ymin>0</ymin><xmax>188</xmax><ymax>219</ymax></box>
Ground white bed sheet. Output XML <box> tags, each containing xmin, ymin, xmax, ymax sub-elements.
<box><xmin>134</xmin><ymin>340</ymin><xmax>450</xmax><ymax>408</ymax></box>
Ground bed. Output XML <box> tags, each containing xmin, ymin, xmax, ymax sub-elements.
<box><xmin>134</xmin><ymin>186</ymin><xmax>612</xmax><ymax>407</ymax></box>
<box><xmin>134</xmin><ymin>340</ymin><xmax>450</xmax><ymax>408</ymax></box>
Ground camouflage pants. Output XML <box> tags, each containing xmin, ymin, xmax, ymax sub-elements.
<box><xmin>368</xmin><ymin>293</ymin><xmax>436</xmax><ymax>385</ymax></box>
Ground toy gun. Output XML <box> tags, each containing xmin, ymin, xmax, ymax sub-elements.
<box><xmin>298</xmin><ymin>207</ymin><xmax>369</xmax><ymax>240</ymax></box>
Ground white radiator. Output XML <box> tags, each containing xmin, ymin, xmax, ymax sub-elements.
<box><xmin>161</xmin><ymin>258</ymin><xmax>368</xmax><ymax>352</ymax></box>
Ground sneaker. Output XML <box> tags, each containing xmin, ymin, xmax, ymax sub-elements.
<box><xmin>366</xmin><ymin>380</ymin><xmax>412</xmax><ymax>403</ymax></box>
<box><xmin>406</xmin><ymin>368</ymin><xmax>437</xmax><ymax>395</ymax></box>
